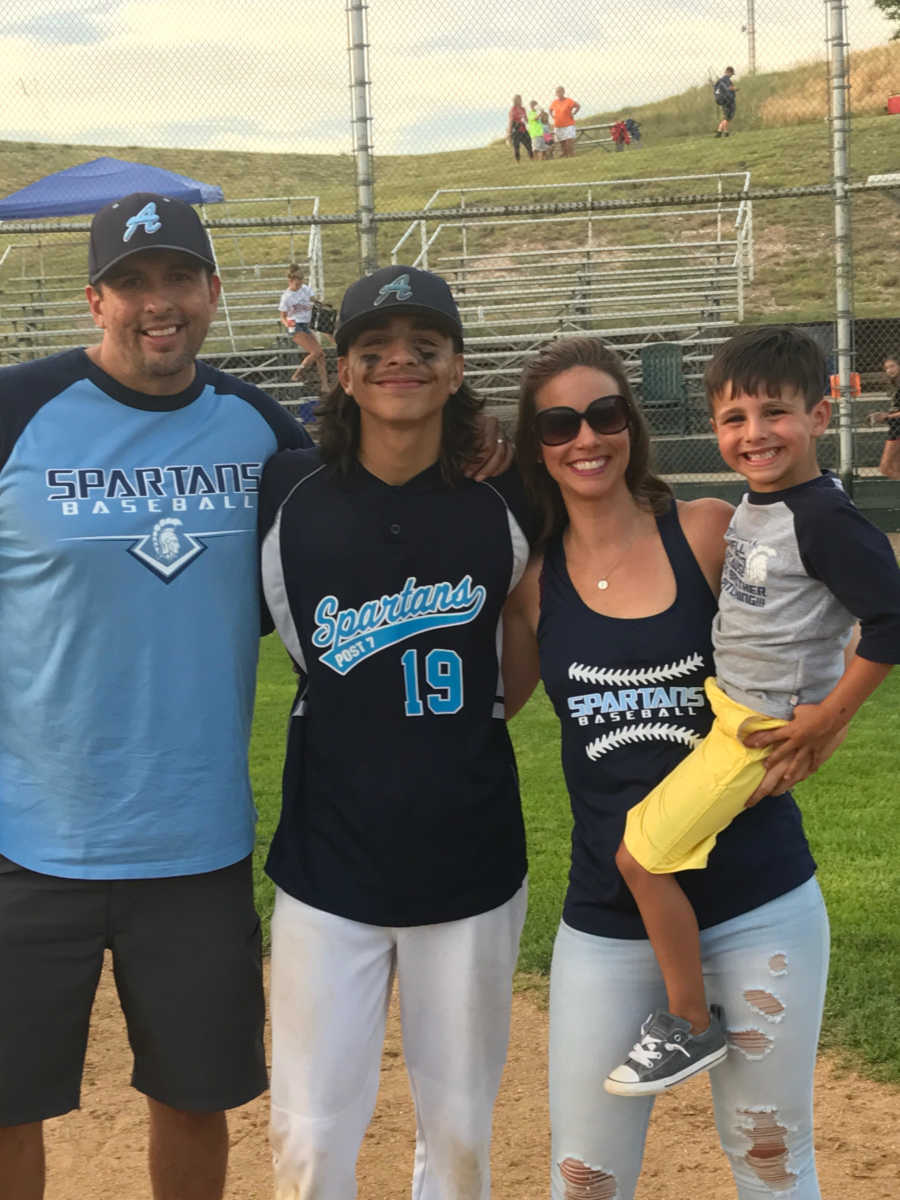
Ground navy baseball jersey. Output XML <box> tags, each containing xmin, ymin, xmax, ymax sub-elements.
<box><xmin>260</xmin><ymin>449</ymin><xmax>530</xmax><ymax>926</ymax></box>
<box><xmin>0</xmin><ymin>348</ymin><xmax>309</xmax><ymax>879</ymax></box>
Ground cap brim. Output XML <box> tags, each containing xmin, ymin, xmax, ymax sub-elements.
<box><xmin>336</xmin><ymin>304</ymin><xmax>462</xmax><ymax>353</ymax></box>
<box><xmin>90</xmin><ymin>244</ymin><xmax>216</xmax><ymax>285</ymax></box>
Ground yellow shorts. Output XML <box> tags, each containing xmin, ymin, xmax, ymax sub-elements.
<box><xmin>623</xmin><ymin>678</ymin><xmax>786</xmax><ymax>874</ymax></box>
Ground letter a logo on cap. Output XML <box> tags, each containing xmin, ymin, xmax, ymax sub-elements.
<box><xmin>123</xmin><ymin>201</ymin><xmax>163</xmax><ymax>243</ymax></box>
<box><xmin>374</xmin><ymin>272</ymin><xmax>413</xmax><ymax>306</ymax></box>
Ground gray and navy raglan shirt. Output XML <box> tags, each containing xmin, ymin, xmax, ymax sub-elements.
<box><xmin>713</xmin><ymin>472</ymin><xmax>900</xmax><ymax>719</ymax></box>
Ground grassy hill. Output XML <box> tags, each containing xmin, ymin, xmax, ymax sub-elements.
<box><xmin>1</xmin><ymin>41</ymin><xmax>898</xmax><ymax>324</ymax></box>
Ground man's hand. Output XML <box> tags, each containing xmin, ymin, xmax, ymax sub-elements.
<box><xmin>465</xmin><ymin>415</ymin><xmax>514</xmax><ymax>480</ymax></box>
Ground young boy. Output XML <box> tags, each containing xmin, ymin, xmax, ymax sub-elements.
<box><xmin>605</xmin><ymin>325</ymin><xmax>900</xmax><ymax>1096</ymax></box>
<box><xmin>259</xmin><ymin>266</ymin><xmax>529</xmax><ymax>1197</ymax></box>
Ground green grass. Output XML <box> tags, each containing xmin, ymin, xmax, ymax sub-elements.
<box><xmin>250</xmin><ymin>634</ymin><xmax>900</xmax><ymax>1082</ymax></box>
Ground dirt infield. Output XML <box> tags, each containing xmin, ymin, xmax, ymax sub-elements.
<box><xmin>44</xmin><ymin>955</ymin><xmax>899</xmax><ymax>1199</ymax></box>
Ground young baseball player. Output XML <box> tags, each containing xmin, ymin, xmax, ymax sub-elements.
<box><xmin>259</xmin><ymin>265</ymin><xmax>529</xmax><ymax>1199</ymax></box>
<box><xmin>604</xmin><ymin>325</ymin><xmax>900</xmax><ymax>1096</ymax></box>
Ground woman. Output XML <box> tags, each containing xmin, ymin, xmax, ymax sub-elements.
<box><xmin>278</xmin><ymin>265</ymin><xmax>329</xmax><ymax>392</ymax></box>
<box><xmin>507</xmin><ymin>94</ymin><xmax>533</xmax><ymax>163</ymax></box>
<box><xmin>503</xmin><ymin>337</ymin><xmax>831</xmax><ymax>1199</ymax></box>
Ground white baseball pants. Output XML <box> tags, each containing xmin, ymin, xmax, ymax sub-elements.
<box><xmin>270</xmin><ymin>881</ymin><xmax>527</xmax><ymax>1200</ymax></box>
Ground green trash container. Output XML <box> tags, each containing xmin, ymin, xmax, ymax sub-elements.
<box><xmin>639</xmin><ymin>343</ymin><xmax>687</xmax><ymax>435</ymax></box>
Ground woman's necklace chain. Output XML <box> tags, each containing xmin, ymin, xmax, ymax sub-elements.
<box><xmin>566</xmin><ymin>521</ymin><xmax>643</xmax><ymax>590</ymax></box>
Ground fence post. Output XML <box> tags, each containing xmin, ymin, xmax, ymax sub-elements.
<box><xmin>827</xmin><ymin>0</ymin><xmax>854</xmax><ymax>488</ymax></box>
<box><xmin>347</xmin><ymin>0</ymin><xmax>377</xmax><ymax>275</ymax></box>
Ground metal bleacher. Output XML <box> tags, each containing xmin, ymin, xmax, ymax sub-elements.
<box><xmin>391</xmin><ymin>173</ymin><xmax>753</xmax><ymax>416</ymax></box>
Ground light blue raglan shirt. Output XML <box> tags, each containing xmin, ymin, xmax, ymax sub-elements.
<box><xmin>0</xmin><ymin>348</ymin><xmax>309</xmax><ymax>878</ymax></box>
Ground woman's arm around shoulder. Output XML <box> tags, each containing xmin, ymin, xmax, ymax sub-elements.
<box><xmin>503</xmin><ymin>553</ymin><xmax>544</xmax><ymax>719</ymax></box>
<box><xmin>677</xmin><ymin>497</ymin><xmax>734</xmax><ymax>596</ymax></box>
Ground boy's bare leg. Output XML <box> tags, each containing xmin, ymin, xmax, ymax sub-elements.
<box><xmin>615</xmin><ymin>842</ymin><xmax>709</xmax><ymax>1032</ymax></box>
<box><xmin>0</xmin><ymin>1121</ymin><xmax>45</xmax><ymax>1200</ymax></box>
<box><xmin>147</xmin><ymin>1099</ymin><xmax>228</xmax><ymax>1200</ymax></box>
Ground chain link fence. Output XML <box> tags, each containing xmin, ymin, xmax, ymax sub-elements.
<box><xmin>0</xmin><ymin>1</ymin><xmax>898</xmax><ymax>500</ymax></box>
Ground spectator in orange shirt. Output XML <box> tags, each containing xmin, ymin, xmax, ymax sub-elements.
<box><xmin>549</xmin><ymin>86</ymin><xmax>581</xmax><ymax>157</ymax></box>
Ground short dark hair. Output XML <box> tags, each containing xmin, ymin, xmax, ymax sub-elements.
<box><xmin>316</xmin><ymin>325</ymin><xmax>483</xmax><ymax>484</ymax></box>
<box><xmin>515</xmin><ymin>337</ymin><xmax>672</xmax><ymax>547</ymax></box>
<box><xmin>705</xmin><ymin>326</ymin><xmax>826</xmax><ymax>413</ymax></box>
<box><xmin>884</xmin><ymin>352</ymin><xmax>899</xmax><ymax>365</ymax></box>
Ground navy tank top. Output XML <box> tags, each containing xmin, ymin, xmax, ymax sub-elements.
<box><xmin>539</xmin><ymin>500</ymin><xmax>816</xmax><ymax>939</ymax></box>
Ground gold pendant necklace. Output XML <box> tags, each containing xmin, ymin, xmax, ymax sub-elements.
<box><xmin>567</xmin><ymin>523</ymin><xmax>641</xmax><ymax>591</ymax></box>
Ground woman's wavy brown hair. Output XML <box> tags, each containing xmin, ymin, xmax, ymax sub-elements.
<box><xmin>317</xmin><ymin>331</ymin><xmax>484</xmax><ymax>483</ymax></box>
<box><xmin>515</xmin><ymin>337</ymin><xmax>672</xmax><ymax>547</ymax></box>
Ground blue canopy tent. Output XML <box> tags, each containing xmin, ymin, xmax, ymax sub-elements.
<box><xmin>0</xmin><ymin>156</ymin><xmax>224</xmax><ymax>219</ymax></box>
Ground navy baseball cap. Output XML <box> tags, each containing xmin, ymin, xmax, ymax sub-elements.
<box><xmin>335</xmin><ymin>265</ymin><xmax>463</xmax><ymax>353</ymax></box>
<box><xmin>89</xmin><ymin>192</ymin><xmax>216</xmax><ymax>284</ymax></box>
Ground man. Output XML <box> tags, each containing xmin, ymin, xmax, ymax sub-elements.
<box><xmin>259</xmin><ymin>265</ymin><xmax>530</xmax><ymax>1199</ymax></box>
<box><xmin>549</xmin><ymin>84</ymin><xmax>581</xmax><ymax>157</ymax></box>
<box><xmin>713</xmin><ymin>66</ymin><xmax>737</xmax><ymax>137</ymax></box>
<box><xmin>0</xmin><ymin>193</ymin><xmax>311</xmax><ymax>1199</ymax></box>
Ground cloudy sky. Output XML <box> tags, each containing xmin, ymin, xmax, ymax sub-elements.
<box><xmin>1</xmin><ymin>0</ymin><xmax>894</xmax><ymax>158</ymax></box>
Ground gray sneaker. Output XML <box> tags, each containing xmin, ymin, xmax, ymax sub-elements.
<box><xmin>604</xmin><ymin>1005</ymin><xmax>727</xmax><ymax>1097</ymax></box>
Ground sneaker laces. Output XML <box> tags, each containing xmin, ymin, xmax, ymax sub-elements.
<box><xmin>628</xmin><ymin>1031</ymin><xmax>690</xmax><ymax>1068</ymax></box>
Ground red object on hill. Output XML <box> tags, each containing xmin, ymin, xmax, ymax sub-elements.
<box><xmin>887</xmin><ymin>95</ymin><xmax>900</xmax><ymax>115</ymax></box>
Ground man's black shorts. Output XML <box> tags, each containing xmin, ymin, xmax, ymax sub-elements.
<box><xmin>0</xmin><ymin>855</ymin><xmax>267</xmax><ymax>1126</ymax></box>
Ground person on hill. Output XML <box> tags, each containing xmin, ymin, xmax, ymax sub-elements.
<box><xmin>610</xmin><ymin>120</ymin><xmax>631</xmax><ymax>151</ymax></box>
<box><xmin>540</xmin><ymin>108</ymin><xmax>556</xmax><ymax>157</ymax></box>
<box><xmin>624</xmin><ymin>117</ymin><xmax>642</xmax><ymax>145</ymax></box>
<box><xmin>527</xmin><ymin>99</ymin><xmax>547</xmax><ymax>160</ymax></box>
<box><xmin>714</xmin><ymin>66</ymin><xmax>737</xmax><ymax>137</ymax></box>
<box><xmin>278</xmin><ymin>265</ymin><xmax>329</xmax><ymax>392</ymax></box>
<box><xmin>867</xmin><ymin>352</ymin><xmax>900</xmax><ymax>479</ymax></box>
<box><xmin>259</xmin><ymin>265</ymin><xmax>528</xmax><ymax>1200</ymax></box>
<box><xmin>507</xmin><ymin>93</ymin><xmax>533</xmax><ymax>162</ymax></box>
<box><xmin>0</xmin><ymin>192</ymin><xmax>313</xmax><ymax>1200</ymax></box>
<box><xmin>550</xmin><ymin>85</ymin><xmax>581</xmax><ymax>157</ymax></box>
<box><xmin>502</xmin><ymin>332</ymin><xmax>871</xmax><ymax>1198</ymax></box>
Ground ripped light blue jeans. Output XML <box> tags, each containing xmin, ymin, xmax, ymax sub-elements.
<box><xmin>549</xmin><ymin>878</ymin><xmax>830</xmax><ymax>1199</ymax></box>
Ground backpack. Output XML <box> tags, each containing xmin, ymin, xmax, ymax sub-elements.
<box><xmin>713</xmin><ymin>79</ymin><xmax>729</xmax><ymax>106</ymax></box>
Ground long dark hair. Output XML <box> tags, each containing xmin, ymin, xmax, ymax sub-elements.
<box><xmin>317</xmin><ymin>333</ymin><xmax>484</xmax><ymax>483</ymax></box>
<box><xmin>515</xmin><ymin>337</ymin><xmax>672</xmax><ymax>547</ymax></box>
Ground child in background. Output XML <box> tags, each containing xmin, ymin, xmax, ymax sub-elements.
<box><xmin>527</xmin><ymin>100</ymin><xmax>546</xmax><ymax>161</ymax></box>
<box><xmin>278</xmin><ymin>266</ymin><xmax>329</xmax><ymax>391</ymax></box>
<box><xmin>539</xmin><ymin>109</ymin><xmax>555</xmax><ymax>158</ymax></box>
<box><xmin>605</xmin><ymin>325</ymin><xmax>900</xmax><ymax>1097</ymax></box>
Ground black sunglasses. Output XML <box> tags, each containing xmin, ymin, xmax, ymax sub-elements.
<box><xmin>534</xmin><ymin>395</ymin><xmax>630</xmax><ymax>446</ymax></box>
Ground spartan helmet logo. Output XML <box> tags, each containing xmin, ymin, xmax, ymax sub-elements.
<box><xmin>745</xmin><ymin>544</ymin><xmax>777</xmax><ymax>585</ymax></box>
<box><xmin>152</xmin><ymin>518</ymin><xmax>182</xmax><ymax>562</ymax></box>
<box><xmin>374</xmin><ymin>272</ymin><xmax>413</xmax><ymax>305</ymax></box>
